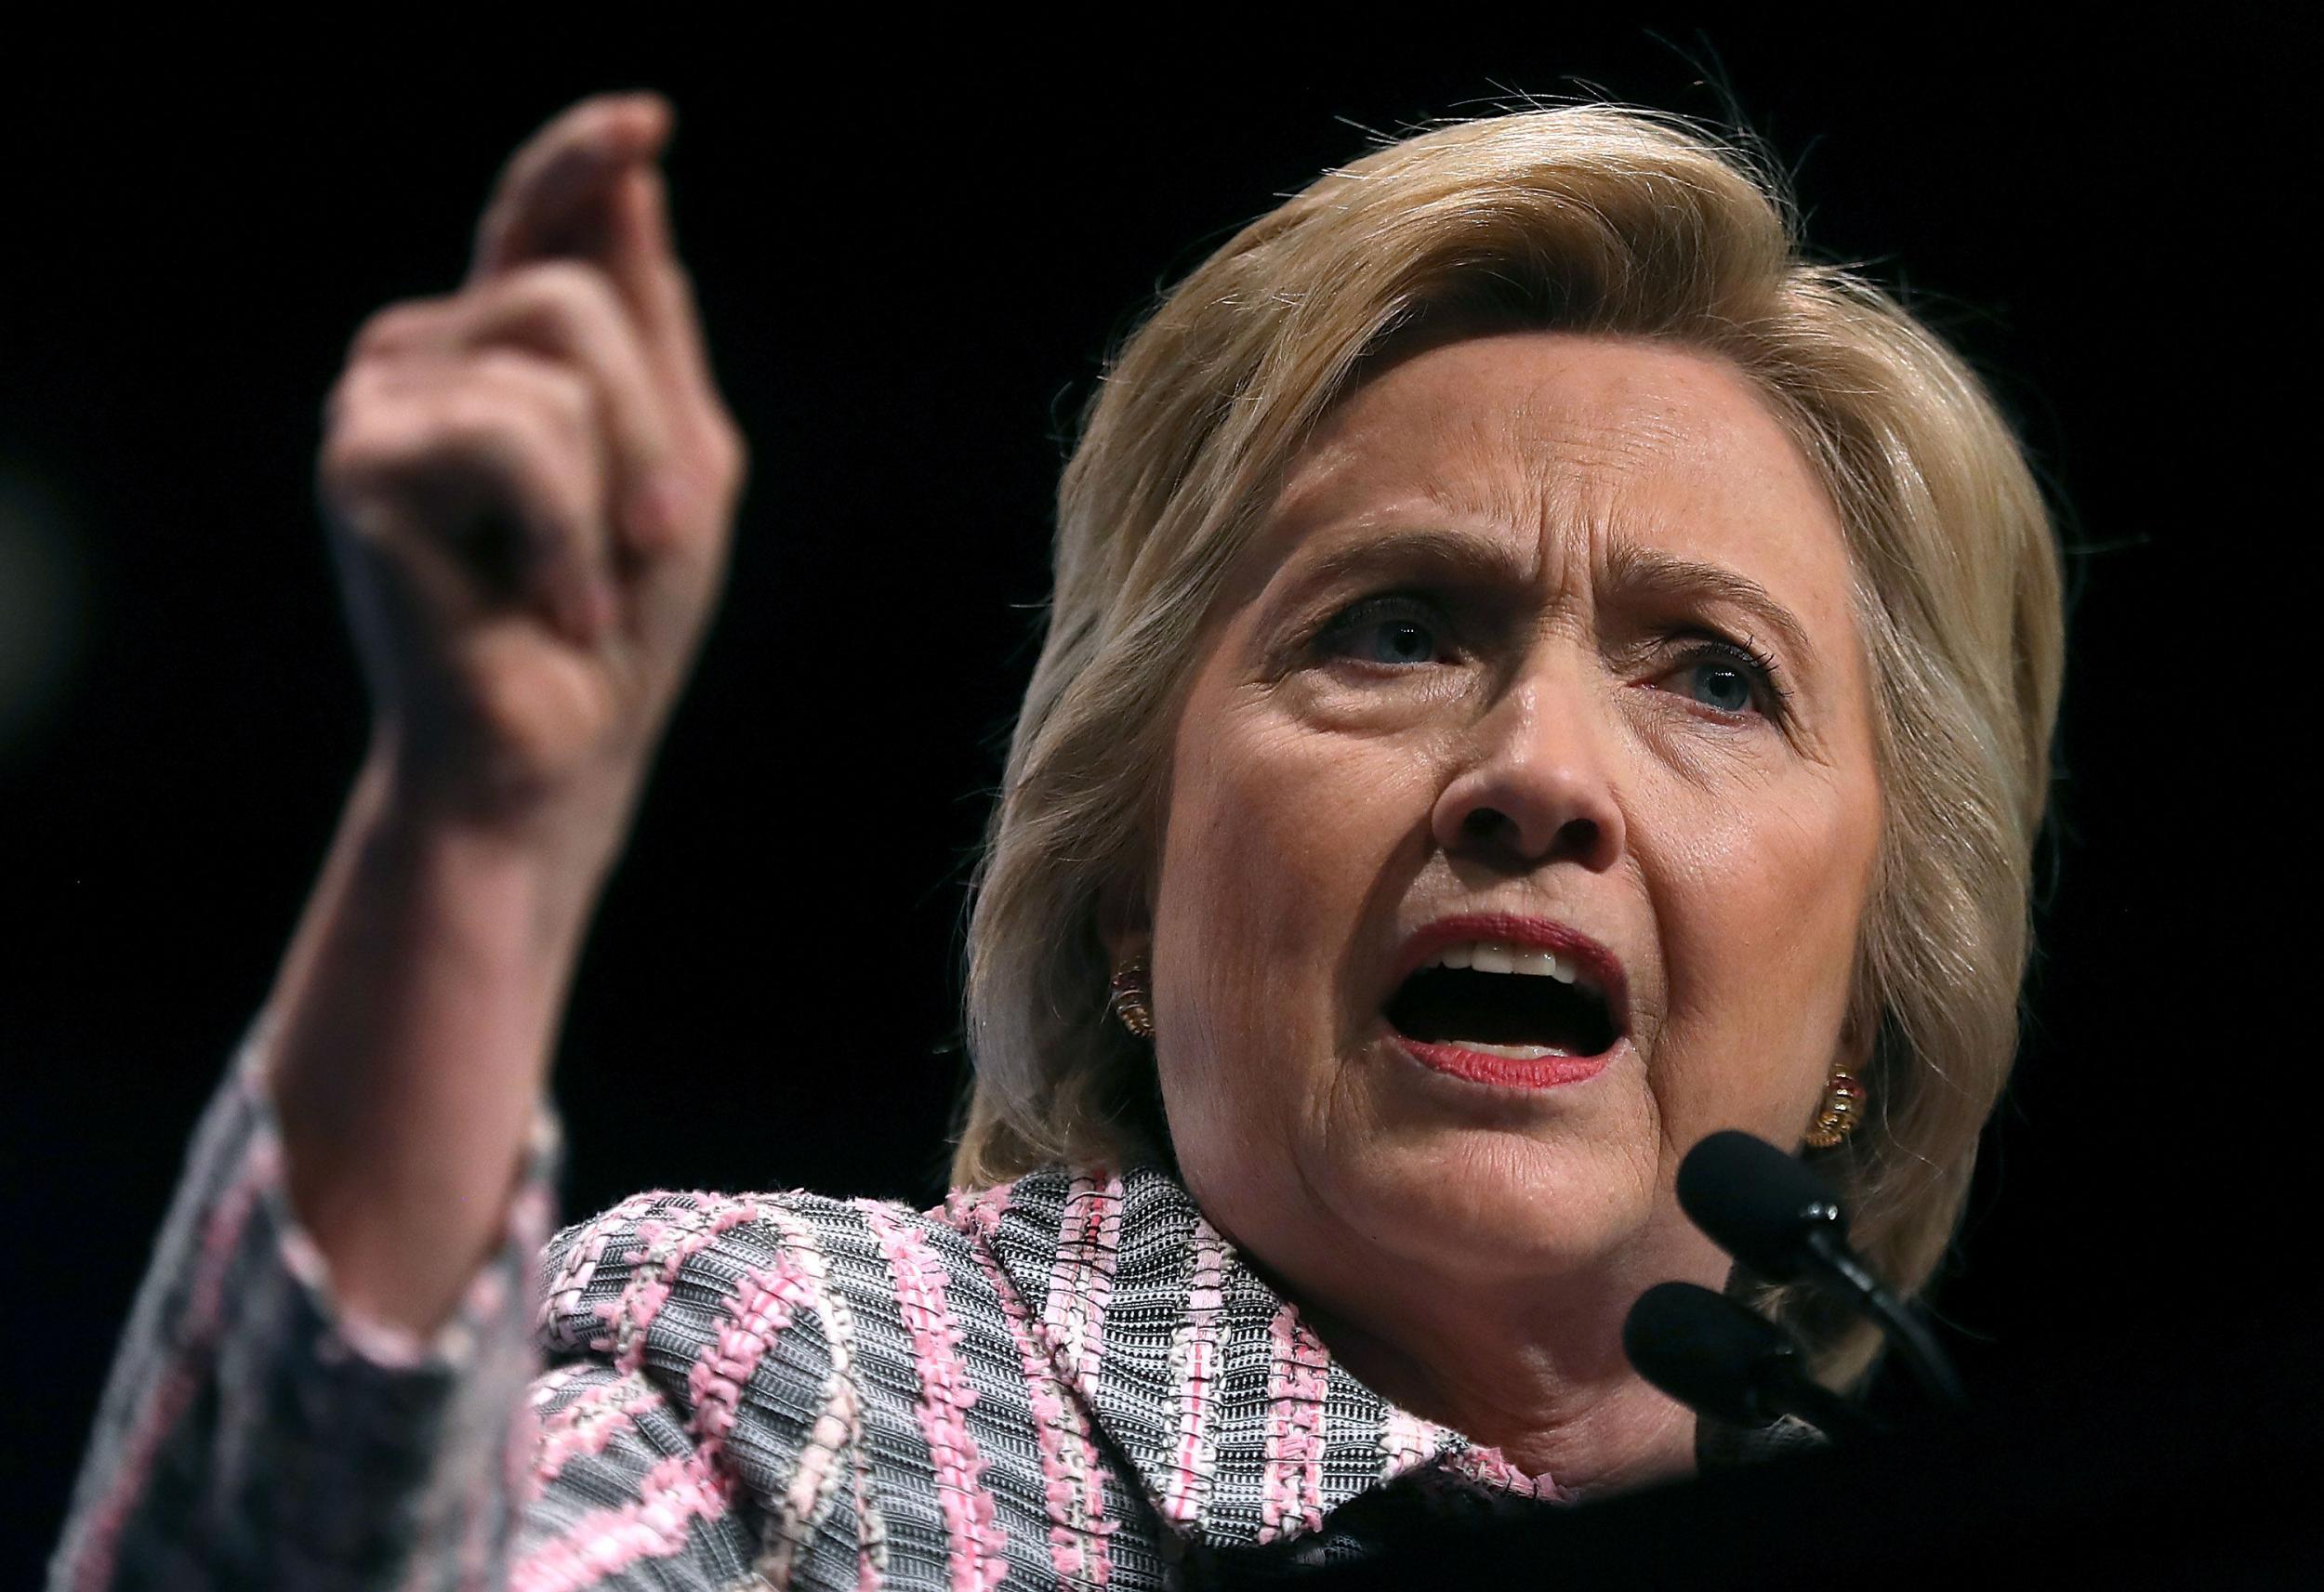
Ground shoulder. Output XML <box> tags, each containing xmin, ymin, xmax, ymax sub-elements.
<box><xmin>544</xmin><ymin>1182</ymin><xmax>973</xmax><ymax>1361</ymax></box>
<box><xmin>530</xmin><ymin>1165</ymin><xmax>1192</xmax><ymax>1419</ymax></box>
<box><xmin>534</xmin><ymin>1167</ymin><xmax>1120</xmax><ymax>1388</ymax></box>
<box><xmin>529</xmin><ymin>1171</ymin><xmax>1111</xmax><ymax>1574</ymax></box>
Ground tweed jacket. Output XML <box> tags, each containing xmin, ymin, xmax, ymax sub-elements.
<box><xmin>51</xmin><ymin>1018</ymin><xmax>1565</xmax><ymax>1590</ymax></box>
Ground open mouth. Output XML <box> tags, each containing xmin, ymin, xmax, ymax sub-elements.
<box><xmin>1383</xmin><ymin>945</ymin><xmax>1623</xmax><ymax>1060</ymax></box>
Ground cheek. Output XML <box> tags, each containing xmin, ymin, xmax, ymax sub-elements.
<box><xmin>1152</xmin><ymin>709</ymin><xmax>1435</xmax><ymax>1112</ymax></box>
<box><xmin>1161</xmin><ymin>711</ymin><xmax>1425</xmax><ymax>963</ymax></box>
<box><xmin>1649</xmin><ymin>773</ymin><xmax>1878</xmax><ymax>1127</ymax></box>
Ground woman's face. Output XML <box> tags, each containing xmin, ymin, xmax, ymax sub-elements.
<box><xmin>1138</xmin><ymin>330</ymin><xmax>1882</xmax><ymax>1333</ymax></box>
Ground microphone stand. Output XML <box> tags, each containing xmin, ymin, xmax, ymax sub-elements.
<box><xmin>1800</xmin><ymin>1227</ymin><xmax>1968</xmax><ymax>1412</ymax></box>
<box><xmin>1624</xmin><ymin>1281</ymin><xmax>1888</xmax><ymax>1448</ymax></box>
<box><xmin>1676</xmin><ymin>1129</ymin><xmax>1969</xmax><ymax>1414</ymax></box>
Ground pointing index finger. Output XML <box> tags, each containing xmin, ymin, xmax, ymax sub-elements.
<box><xmin>468</xmin><ymin>93</ymin><xmax>673</xmax><ymax>285</ymax></box>
<box><xmin>468</xmin><ymin>93</ymin><xmax>712</xmax><ymax>397</ymax></box>
<box><xmin>601</xmin><ymin>160</ymin><xmax>717</xmax><ymax>395</ymax></box>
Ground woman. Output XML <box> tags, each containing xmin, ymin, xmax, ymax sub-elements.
<box><xmin>50</xmin><ymin>89</ymin><xmax>2062</xmax><ymax>1588</ymax></box>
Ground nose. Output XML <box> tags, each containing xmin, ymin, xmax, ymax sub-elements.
<box><xmin>1431</xmin><ymin>666</ymin><xmax>1626</xmax><ymax>871</ymax></box>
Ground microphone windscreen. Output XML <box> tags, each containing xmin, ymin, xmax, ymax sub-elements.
<box><xmin>1675</xmin><ymin>1129</ymin><xmax>1847</xmax><ymax>1282</ymax></box>
<box><xmin>1621</xmin><ymin>1281</ymin><xmax>1794</xmax><ymax>1428</ymax></box>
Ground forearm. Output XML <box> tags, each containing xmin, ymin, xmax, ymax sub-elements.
<box><xmin>50</xmin><ymin>1032</ymin><xmax>561</xmax><ymax>1591</ymax></box>
<box><xmin>264</xmin><ymin>741</ymin><xmax>619</xmax><ymax>1337</ymax></box>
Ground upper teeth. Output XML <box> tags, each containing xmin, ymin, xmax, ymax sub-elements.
<box><xmin>1426</xmin><ymin>941</ymin><xmax>1582</xmax><ymax>984</ymax></box>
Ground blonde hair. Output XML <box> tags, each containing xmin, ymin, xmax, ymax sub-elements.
<box><xmin>956</xmin><ymin>103</ymin><xmax>2066</xmax><ymax>1388</ymax></box>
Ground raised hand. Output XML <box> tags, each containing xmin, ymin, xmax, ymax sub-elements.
<box><xmin>265</xmin><ymin>94</ymin><xmax>746</xmax><ymax>1336</ymax></box>
<box><xmin>319</xmin><ymin>91</ymin><xmax>744</xmax><ymax>840</ymax></box>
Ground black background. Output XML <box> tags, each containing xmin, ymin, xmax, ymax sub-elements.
<box><xmin>4</xmin><ymin>24</ymin><xmax>2306</xmax><ymax>1573</ymax></box>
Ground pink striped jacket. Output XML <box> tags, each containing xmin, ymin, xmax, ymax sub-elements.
<box><xmin>51</xmin><ymin>1020</ymin><xmax>1562</xmax><ymax>1589</ymax></box>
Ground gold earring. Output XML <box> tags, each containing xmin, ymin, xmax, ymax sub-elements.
<box><xmin>1805</xmin><ymin>1067</ymin><xmax>1868</xmax><ymax>1149</ymax></box>
<box><xmin>1110</xmin><ymin>954</ymin><xmax>1155</xmax><ymax>1039</ymax></box>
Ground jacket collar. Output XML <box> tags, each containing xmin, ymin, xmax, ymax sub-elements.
<box><xmin>969</xmin><ymin>1163</ymin><xmax>1564</xmax><ymax>1548</ymax></box>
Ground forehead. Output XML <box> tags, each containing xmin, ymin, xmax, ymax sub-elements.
<box><xmin>1257</xmin><ymin>331</ymin><xmax>1853</xmax><ymax>612</ymax></box>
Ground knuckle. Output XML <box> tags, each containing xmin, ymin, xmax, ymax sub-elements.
<box><xmin>324</xmin><ymin>390</ymin><xmax>519</xmax><ymax>488</ymax></box>
<box><xmin>541</xmin><ymin>375</ymin><xmax>600</xmax><ymax>441</ymax></box>
<box><xmin>319</xmin><ymin>381</ymin><xmax>595</xmax><ymax>553</ymax></box>
<box><xmin>320</xmin><ymin>411</ymin><xmax>429</xmax><ymax>493</ymax></box>
<box><xmin>470</xmin><ymin>349</ymin><xmax>595</xmax><ymax>433</ymax></box>
<box><xmin>706</xmin><ymin>416</ymin><xmax>749</xmax><ymax>492</ymax></box>
<box><xmin>320</xmin><ymin>383</ymin><xmax>417</xmax><ymax>479</ymax></box>
<box><xmin>506</xmin><ymin>258</ymin><xmax>622</xmax><ymax>326</ymax></box>
<box><xmin>429</xmin><ymin>386</ymin><xmax>553</xmax><ymax>459</ymax></box>
<box><xmin>320</xmin><ymin>365</ymin><xmax>370</xmax><ymax>432</ymax></box>
<box><xmin>350</xmin><ymin>298</ymin><xmax>441</xmax><ymax>358</ymax></box>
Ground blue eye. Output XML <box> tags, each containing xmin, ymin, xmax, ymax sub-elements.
<box><xmin>1661</xmin><ymin>638</ymin><xmax>1785</xmax><ymax>719</ymax></box>
<box><xmin>1682</xmin><ymin>658</ymin><xmax>1755</xmax><ymax>714</ymax></box>
<box><xmin>1353</xmin><ymin>617</ymin><xmax>1440</xmax><ymax>665</ymax></box>
<box><xmin>1320</xmin><ymin>598</ymin><xmax>1446</xmax><ymax>666</ymax></box>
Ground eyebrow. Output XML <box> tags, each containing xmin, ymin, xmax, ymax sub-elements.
<box><xmin>1600</xmin><ymin>541</ymin><xmax>1821</xmax><ymax>676</ymax></box>
<box><xmin>1272</xmin><ymin>526</ymin><xmax>1524</xmax><ymax>599</ymax></box>
<box><xmin>1263</xmin><ymin>525</ymin><xmax>1824</xmax><ymax>676</ymax></box>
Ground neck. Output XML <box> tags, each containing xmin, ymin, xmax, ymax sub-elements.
<box><xmin>1296</xmin><ymin>1266</ymin><xmax>1702</xmax><ymax>1497</ymax></box>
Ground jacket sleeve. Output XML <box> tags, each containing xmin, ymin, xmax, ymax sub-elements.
<box><xmin>43</xmin><ymin>1010</ymin><xmax>764</xmax><ymax>1591</ymax></box>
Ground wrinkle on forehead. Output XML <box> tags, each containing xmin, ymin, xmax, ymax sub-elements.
<box><xmin>1289</xmin><ymin>336</ymin><xmax>1800</xmax><ymax>525</ymax></box>
<box><xmin>1247</xmin><ymin>333</ymin><xmax>1848</xmax><ymax>625</ymax></box>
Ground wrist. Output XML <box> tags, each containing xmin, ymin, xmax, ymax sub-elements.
<box><xmin>360</xmin><ymin>727</ymin><xmax>639</xmax><ymax>877</ymax></box>
<box><xmin>346</xmin><ymin>742</ymin><xmax>630</xmax><ymax>967</ymax></box>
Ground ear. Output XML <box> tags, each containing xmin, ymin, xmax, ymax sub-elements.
<box><xmin>1835</xmin><ymin>993</ymin><xmax>1880</xmax><ymax>1076</ymax></box>
<box><xmin>1094</xmin><ymin>875</ymin><xmax>1153</xmax><ymax>970</ymax></box>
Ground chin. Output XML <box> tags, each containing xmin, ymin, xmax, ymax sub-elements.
<box><xmin>1348</xmin><ymin>1034</ymin><xmax>1661</xmax><ymax>1252</ymax></box>
<box><xmin>1169</xmin><ymin>1028</ymin><xmax>1669</xmax><ymax>1295</ymax></box>
<box><xmin>1306</xmin><ymin>1110</ymin><xmax>1667</xmax><ymax>1290</ymax></box>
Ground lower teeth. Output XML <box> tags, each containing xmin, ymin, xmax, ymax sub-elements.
<box><xmin>1445</xmin><ymin>1039</ymin><xmax>1564</xmax><ymax>1060</ymax></box>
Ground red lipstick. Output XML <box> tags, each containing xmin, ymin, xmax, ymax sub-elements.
<box><xmin>1394</xmin><ymin>1038</ymin><xmax>1614</xmax><ymax>1089</ymax></box>
<box><xmin>1385</xmin><ymin>913</ymin><xmax>1630</xmax><ymax>1091</ymax></box>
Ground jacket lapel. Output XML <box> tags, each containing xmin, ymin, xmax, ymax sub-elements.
<box><xmin>979</xmin><ymin>1164</ymin><xmax>1498</xmax><ymax>1549</ymax></box>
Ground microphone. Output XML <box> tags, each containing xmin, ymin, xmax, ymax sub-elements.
<box><xmin>1622</xmin><ymin>1281</ymin><xmax>1880</xmax><ymax>1444</ymax></box>
<box><xmin>1676</xmin><ymin>1129</ymin><xmax>1966</xmax><ymax>1410</ymax></box>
